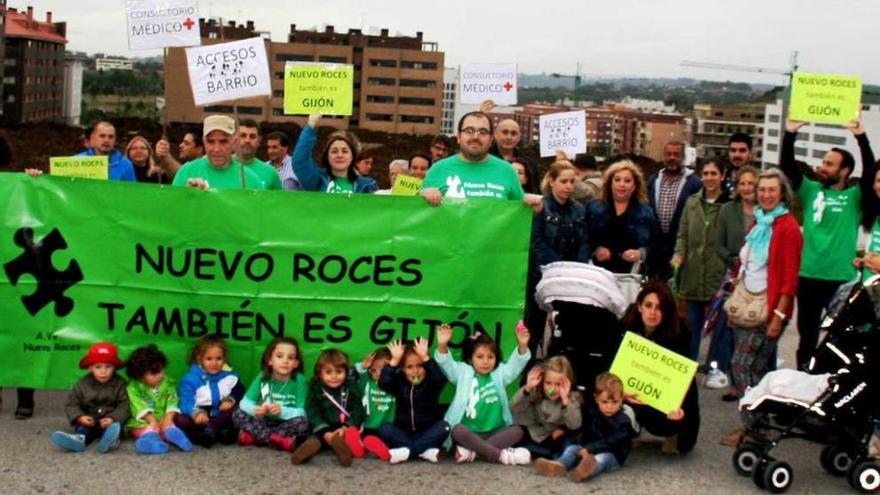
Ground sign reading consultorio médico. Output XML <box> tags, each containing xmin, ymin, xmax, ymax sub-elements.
<box><xmin>0</xmin><ymin>175</ymin><xmax>530</xmax><ymax>389</ymax></box>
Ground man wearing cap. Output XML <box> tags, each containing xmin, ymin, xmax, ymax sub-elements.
<box><xmin>172</xmin><ymin>115</ymin><xmax>267</xmax><ymax>190</ymax></box>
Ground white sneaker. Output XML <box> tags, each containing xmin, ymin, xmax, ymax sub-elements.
<box><xmin>705</xmin><ymin>369</ymin><xmax>729</xmax><ymax>389</ymax></box>
<box><xmin>419</xmin><ymin>448</ymin><xmax>440</xmax><ymax>463</ymax></box>
<box><xmin>389</xmin><ymin>447</ymin><xmax>410</xmax><ymax>464</ymax></box>
<box><xmin>498</xmin><ymin>448</ymin><xmax>514</xmax><ymax>465</ymax></box>
<box><xmin>455</xmin><ymin>446</ymin><xmax>476</xmax><ymax>464</ymax></box>
<box><xmin>510</xmin><ymin>447</ymin><xmax>531</xmax><ymax>465</ymax></box>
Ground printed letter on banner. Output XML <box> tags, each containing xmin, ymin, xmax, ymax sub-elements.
<box><xmin>459</xmin><ymin>63</ymin><xmax>517</xmax><ymax>105</ymax></box>
<box><xmin>126</xmin><ymin>0</ymin><xmax>201</xmax><ymax>50</ymax></box>
<box><xmin>186</xmin><ymin>37</ymin><xmax>272</xmax><ymax>106</ymax></box>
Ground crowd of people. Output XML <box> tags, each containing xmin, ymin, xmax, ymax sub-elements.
<box><xmin>8</xmin><ymin>105</ymin><xmax>880</xmax><ymax>475</ymax></box>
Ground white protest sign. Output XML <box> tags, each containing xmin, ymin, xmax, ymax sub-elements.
<box><xmin>126</xmin><ymin>0</ymin><xmax>201</xmax><ymax>50</ymax></box>
<box><xmin>459</xmin><ymin>63</ymin><xmax>517</xmax><ymax>105</ymax></box>
<box><xmin>539</xmin><ymin>110</ymin><xmax>587</xmax><ymax>158</ymax></box>
<box><xmin>186</xmin><ymin>37</ymin><xmax>271</xmax><ymax>106</ymax></box>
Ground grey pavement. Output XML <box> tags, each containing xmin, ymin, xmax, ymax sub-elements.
<box><xmin>0</xmin><ymin>329</ymin><xmax>849</xmax><ymax>495</ymax></box>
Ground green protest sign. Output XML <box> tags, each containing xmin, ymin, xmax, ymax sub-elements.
<box><xmin>608</xmin><ymin>331</ymin><xmax>697</xmax><ymax>414</ymax></box>
<box><xmin>0</xmin><ymin>174</ymin><xmax>530</xmax><ymax>389</ymax></box>
<box><xmin>392</xmin><ymin>175</ymin><xmax>423</xmax><ymax>196</ymax></box>
<box><xmin>789</xmin><ymin>71</ymin><xmax>862</xmax><ymax>125</ymax></box>
<box><xmin>284</xmin><ymin>62</ymin><xmax>354</xmax><ymax>116</ymax></box>
<box><xmin>49</xmin><ymin>156</ymin><xmax>109</xmax><ymax>180</ymax></box>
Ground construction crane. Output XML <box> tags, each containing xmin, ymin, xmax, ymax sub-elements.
<box><xmin>680</xmin><ymin>51</ymin><xmax>799</xmax><ymax>108</ymax></box>
<box><xmin>552</xmin><ymin>63</ymin><xmax>583</xmax><ymax>106</ymax></box>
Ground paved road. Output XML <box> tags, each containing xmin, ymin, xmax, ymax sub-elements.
<box><xmin>0</xmin><ymin>330</ymin><xmax>854</xmax><ymax>495</ymax></box>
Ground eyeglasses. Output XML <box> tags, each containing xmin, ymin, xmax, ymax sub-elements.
<box><xmin>460</xmin><ymin>127</ymin><xmax>491</xmax><ymax>137</ymax></box>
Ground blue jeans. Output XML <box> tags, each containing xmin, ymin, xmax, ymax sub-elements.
<box><xmin>705</xmin><ymin>311</ymin><xmax>734</xmax><ymax>373</ymax></box>
<box><xmin>378</xmin><ymin>421</ymin><xmax>450</xmax><ymax>455</ymax></box>
<box><xmin>591</xmin><ymin>452</ymin><xmax>621</xmax><ymax>478</ymax></box>
<box><xmin>557</xmin><ymin>444</ymin><xmax>583</xmax><ymax>470</ymax></box>
<box><xmin>74</xmin><ymin>424</ymin><xmax>104</xmax><ymax>445</ymax></box>
<box><xmin>687</xmin><ymin>300</ymin><xmax>709</xmax><ymax>360</ymax></box>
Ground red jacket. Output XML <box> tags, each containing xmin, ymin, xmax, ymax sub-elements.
<box><xmin>734</xmin><ymin>213</ymin><xmax>803</xmax><ymax>321</ymax></box>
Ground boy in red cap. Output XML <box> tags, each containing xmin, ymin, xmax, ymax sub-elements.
<box><xmin>51</xmin><ymin>342</ymin><xmax>130</xmax><ymax>453</ymax></box>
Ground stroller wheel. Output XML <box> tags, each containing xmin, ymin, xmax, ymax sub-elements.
<box><xmin>733</xmin><ymin>444</ymin><xmax>762</xmax><ymax>476</ymax></box>
<box><xmin>753</xmin><ymin>457</ymin><xmax>774</xmax><ymax>490</ymax></box>
<box><xmin>763</xmin><ymin>460</ymin><xmax>794</xmax><ymax>493</ymax></box>
<box><xmin>821</xmin><ymin>446</ymin><xmax>854</xmax><ymax>477</ymax></box>
<box><xmin>848</xmin><ymin>461</ymin><xmax>880</xmax><ymax>494</ymax></box>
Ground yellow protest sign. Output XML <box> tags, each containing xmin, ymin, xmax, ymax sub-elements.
<box><xmin>49</xmin><ymin>156</ymin><xmax>109</xmax><ymax>180</ymax></box>
<box><xmin>392</xmin><ymin>174</ymin><xmax>423</xmax><ymax>196</ymax></box>
<box><xmin>789</xmin><ymin>72</ymin><xmax>862</xmax><ymax>125</ymax></box>
<box><xmin>284</xmin><ymin>62</ymin><xmax>354</xmax><ymax>116</ymax></box>
<box><xmin>608</xmin><ymin>331</ymin><xmax>697</xmax><ymax>414</ymax></box>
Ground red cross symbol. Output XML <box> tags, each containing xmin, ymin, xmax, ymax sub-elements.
<box><xmin>503</xmin><ymin>81</ymin><xmax>513</xmax><ymax>92</ymax></box>
<box><xmin>183</xmin><ymin>18</ymin><xmax>195</xmax><ymax>30</ymax></box>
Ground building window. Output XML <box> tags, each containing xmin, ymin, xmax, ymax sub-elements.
<box><xmin>369</xmin><ymin>59</ymin><xmax>397</xmax><ymax>68</ymax></box>
<box><xmin>237</xmin><ymin>106</ymin><xmax>262</xmax><ymax>115</ymax></box>
<box><xmin>366</xmin><ymin>95</ymin><xmax>395</xmax><ymax>104</ymax></box>
<box><xmin>276</xmin><ymin>54</ymin><xmax>314</xmax><ymax>62</ymax></box>
<box><xmin>766</xmin><ymin>143</ymin><xmax>778</xmax><ymax>152</ymax></box>
<box><xmin>399</xmin><ymin>79</ymin><xmax>436</xmax><ymax>88</ymax></box>
<box><xmin>272</xmin><ymin>108</ymin><xmax>284</xmax><ymax>116</ymax></box>
<box><xmin>401</xmin><ymin>61</ymin><xmax>438</xmax><ymax>70</ymax></box>
<box><xmin>204</xmin><ymin>105</ymin><xmax>234</xmax><ymax>113</ymax></box>
<box><xmin>366</xmin><ymin>113</ymin><xmax>394</xmax><ymax>122</ymax></box>
<box><xmin>400</xmin><ymin>115</ymin><xmax>434</xmax><ymax>124</ymax></box>
<box><xmin>367</xmin><ymin>77</ymin><xmax>395</xmax><ymax>86</ymax></box>
<box><xmin>813</xmin><ymin>149</ymin><xmax>827</xmax><ymax>159</ymax></box>
<box><xmin>863</xmin><ymin>105</ymin><xmax>871</xmax><ymax>111</ymax></box>
<box><xmin>813</xmin><ymin>134</ymin><xmax>847</xmax><ymax>145</ymax></box>
<box><xmin>794</xmin><ymin>147</ymin><xmax>807</xmax><ymax>157</ymax></box>
<box><xmin>767</xmin><ymin>129</ymin><xmax>779</xmax><ymax>137</ymax></box>
<box><xmin>399</xmin><ymin>97</ymin><xmax>435</xmax><ymax>106</ymax></box>
<box><xmin>768</xmin><ymin>114</ymin><xmax>780</xmax><ymax>123</ymax></box>
<box><xmin>208</xmin><ymin>32</ymin><xmax>218</xmax><ymax>39</ymax></box>
<box><xmin>318</xmin><ymin>56</ymin><xmax>347</xmax><ymax>63</ymax></box>
<box><xmin>795</xmin><ymin>132</ymin><xmax>809</xmax><ymax>141</ymax></box>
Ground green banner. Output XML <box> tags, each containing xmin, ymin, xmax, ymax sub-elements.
<box><xmin>608</xmin><ymin>331</ymin><xmax>696</xmax><ymax>414</ymax></box>
<box><xmin>789</xmin><ymin>71</ymin><xmax>862</xmax><ymax>125</ymax></box>
<box><xmin>0</xmin><ymin>174</ymin><xmax>530</xmax><ymax>389</ymax></box>
<box><xmin>283</xmin><ymin>62</ymin><xmax>354</xmax><ymax>116</ymax></box>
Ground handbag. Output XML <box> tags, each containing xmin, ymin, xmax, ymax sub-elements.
<box><xmin>723</xmin><ymin>246</ymin><xmax>768</xmax><ymax>328</ymax></box>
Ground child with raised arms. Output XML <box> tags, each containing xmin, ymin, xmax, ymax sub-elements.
<box><xmin>435</xmin><ymin>322</ymin><xmax>533</xmax><ymax>465</ymax></box>
<box><xmin>377</xmin><ymin>337</ymin><xmax>449</xmax><ymax>463</ymax></box>
<box><xmin>232</xmin><ymin>337</ymin><xmax>309</xmax><ymax>451</ymax></box>
<box><xmin>51</xmin><ymin>342</ymin><xmax>130</xmax><ymax>453</ymax></box>
<box><xmin>125</xmin><ymin>344</ymin><xmax>192</xmax><ymax>454</ymax></box>
<box><xmin>175</xmin><ymin>336</ymin><xmax>245</xmax><ymax>448</ymax></box>
<box><xmin>356</xmin><ymin>347</ymin><xmax>396</xmax><ymax>437</ymax></box>
<box><xmin>512</xmin><ymin>355</ymin><xmax>583</xmax><ymax>474</ymax></box>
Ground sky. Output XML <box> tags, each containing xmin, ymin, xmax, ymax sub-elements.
<box><xmin>18</xmin><ymin>0</ymin><xmax>880</xmax><ymax>86</ymax></box>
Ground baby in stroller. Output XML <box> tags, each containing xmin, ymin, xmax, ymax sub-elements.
<box><xmin>730</xmin><ymin>275</ymin><xmax>880</xmax><ymax>493</ymax></box>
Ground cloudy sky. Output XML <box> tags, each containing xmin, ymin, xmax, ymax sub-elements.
<box><xmin>20</xmin><ymin>0</ymin><xmax>879</xmax><ymax>85</ymax></box>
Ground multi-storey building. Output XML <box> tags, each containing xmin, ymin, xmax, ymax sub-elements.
<box><xmin>692</xmin><ymin>102</ymin><xmax>765</xmax><ymax>164</ymax></box>
<box><xmin>1</xmin><ymin>6</ymin><xmax>66</xmax><ymax>124</ymax></box>
<box><xmin>165</xmin><ymin>20</ymin><xmax>444</xmax><ymax>135</ymax></box>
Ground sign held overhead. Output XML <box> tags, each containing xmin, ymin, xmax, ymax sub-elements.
<box><xmin>539</xmin><ymin>110</ymin><xmax>586</xmax><ymax>158</ymax></box>
<box><xmin>126</xmin><ymin>0</ymin><xmax>201</xmax><ymax>50</ymax></box>
<box><xmin>185</xmin><ymin>37</ymin><xmax>272</xmax><ymax>106</ymax></box>
<box><xmin>459</xmin><ymin>63</ymin><xmax>518</xmax><ymax>105</ymax></box>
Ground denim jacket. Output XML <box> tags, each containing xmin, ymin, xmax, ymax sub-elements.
<box><xmin>531</xmin><ymin>195</ymin><xmax>589</xmax><ymax>270</ymax></box>
<box><xmin>585</xmin><ymin>199</ymin><xmax>658</xmax><ymax>265</ymax></box>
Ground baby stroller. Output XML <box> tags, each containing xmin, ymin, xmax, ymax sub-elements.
<box><xmin>533</xmin><ymin>262</ymin><xmax>629</xmax><ymax>393</ymax></box>
<box><xmin>731</xmin><ymin>275</ymin><xmax>880</xmax><ymax>493</ymax></box>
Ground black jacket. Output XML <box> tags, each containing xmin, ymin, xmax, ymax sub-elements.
<box><xmin>378</xmin><ymin>359</ymin><xmax>447</xmax><ymax>433</ymax></box>
<box><xmin>581</xmin><ymin>401</ymin><xmax>636</xmax><ymax>464</ymax></box>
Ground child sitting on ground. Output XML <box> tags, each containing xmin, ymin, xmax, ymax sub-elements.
<box><xmin>175</xmin><ymin>336</ymin><xmax>245</xmax><ymax>448</ymax></box>
<box><xmin>511</xmin><ymin>356</ymin><xmax>583</xmax><ymax>474</ymax></box>
<box><xmin>292</xmin><ymin>348</ymin><xmax>389</xmax><ymax>466</ymax></box>
<box><xmin>51</xmin><ymin>342</ymin><xmax>130</xmax><ymax>453</ymax></box>
<box><xmin>232</xmin><ymin>337</ymin><xmax>309</xmax><ymax>451</ymax></box>
<box><xmin>357</xmin><ymin>347</ymin><xmax>396</xmax><ymax>437</ymax></box>
<box><xmin>567</xmin><ymin>372</ymin><xmax>638</xmax><ymax>482</ymax></box>
<box><xmin>435</xmin><ymin>321</ymin><xmax>532</xmax><ymax>465</ymax></box>
<box><xmin>125</xmin><ymin>344</ymin><xmax>192</xmax><ymax>454</ymax></box>
<box><xmin>377</xmin><ymin>337</ymin><xmax>449</xmax><ymax>463</ymax></box>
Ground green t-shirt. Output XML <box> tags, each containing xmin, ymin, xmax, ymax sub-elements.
<box><xmin>862</xmin><ymin>218</ymin><xmax>880</xmax><ymax>282</ymax></box>
<box><xmin>459</xmin><ymin>374</ymin><xmax>504</xmax><ymax>433</ymax></box>
<box><xmin>125</xmin><ymin>378</ymin><xmax>180</xmax><ymax>429</ymax></box>
<box><xmin>360</xmin><ymin>378</ymin><xmax>396</xmax><ymax>430</ymax></box>
<box><xmin>243</xmin><ymin>374</ymin><xmax>307</xmax><ymax>410</ymax></box>
<box><xmin>423</xmin><ymin>154</ymin><xmax>525</xmax><ymax>200</ymax></box>
<box><xmin>796</xmin><ymin>179</ymin><xmax>861</xmax><ymax>281</ymax></box>
<box><xmin>242</xmin><ymin>157</ymin><xmax>282</xmax><ymax>190</ymax></box>
<box><xmin>172</xmin><ymin>156</ymin><xmax>267</xmax><ymax>190</ymax></box>
<box><xmin>326</xmin><ymin>177</ymin><xmax>354</xmax><ymax>194</ymax></box>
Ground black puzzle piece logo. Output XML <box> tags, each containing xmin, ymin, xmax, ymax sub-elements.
<box><xmin>3</xmin><ymin>227</ymin><xmax>83</xmax><ymax>317</ymax></box>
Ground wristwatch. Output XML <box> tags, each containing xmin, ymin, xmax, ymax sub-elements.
<box><xmin>773</xmin><ymin>308</ymin><xmax>786</xmax><ymax>321</ymax></box>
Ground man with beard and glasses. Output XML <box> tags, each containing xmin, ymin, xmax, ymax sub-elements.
<box><xmin>420</xmin><ymin>111</ymin><xmax>542</xmax><ymax>214</ymax></box>
<box><xmin>782</xmin><ymin>118</ymin><xmax>876</xmax><ymax>370</ymax></box>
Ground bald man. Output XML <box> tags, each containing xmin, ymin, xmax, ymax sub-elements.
<box><xmin>489</xmin><ymin>118</ymin><xmax>539</xmax><ymax>194</ymax></box>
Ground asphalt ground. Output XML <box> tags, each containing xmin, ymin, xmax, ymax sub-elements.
<box><xmin>0</xmin><ymin>329</ymin><xmax>855</xmax><ymax>495</ymax></box>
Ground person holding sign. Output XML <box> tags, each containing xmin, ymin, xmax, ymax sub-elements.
<box><xmin>622</xmin><ymin>281</ymin><xmax>700</xmax><ymax>455</ymax></box>
<box><xmin>585</xmin><ymin>160</ymin><xmax>658</xmax><ymax>274</ymax></box>
<box><xmin>171</xmin><ymin>115</ymin><xmax>267</xmax><ymax>190</ymax></box>
<box><xmin>375</xmin><ymin>160</ymin><xmax>409</xmax><ymax>195</ymax></box>
<box><xmin>291</xmin><ymin>113</ymin><xmax>378</xmax><ymax>194</ymax></box>
<box><xmin>420</xmin><ymin>111</ymin><xmax>541</xmax><ymax>213</ymax></box>
<box><xmin>724</xmin><ymin>168</ymin><xmax>803</xmax><ymax>403</ymax></box>
<box><xmin>408</xmin><ymin>153</ymin><xmax>432</xmax><ymax>180</ymax></box>
<box><xmin>155</xmin><ymin>129</ymin><xmax>204</xmax><ymax>180</ymax></box>
<box><xmin>782</xmin><ymin>118</ymin><xmax>876</xmax><ymax>371</ymax></box>
<box><xmin>75</xmin><ymin>121</ymin><xmax>136</xmax><ymax>182</ymax></box>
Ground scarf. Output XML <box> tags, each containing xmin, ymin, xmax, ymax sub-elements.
<box><xmin>744</xmin><ymin>204</ymin><xmax>788</xmax><ymax>266</ymax></box>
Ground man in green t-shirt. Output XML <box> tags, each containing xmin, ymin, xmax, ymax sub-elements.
<box><xmin>420</xmin><ymin>111</ymin><xmax>542</xmax><ymax>213</ymax></box>
<box><xmin>237</xmin><ymin>119</ymin><xmax>282</xmax><ymax>190</ymax></box>
<box><xmin>782</xmin><ymin>118</ymin><xmax>875</xmax><ymax>370</ymax></box>
<box><xmin>172</xmin><ymin>115</ymin><xmax>267</xmax><ymax>191</ymax></box>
